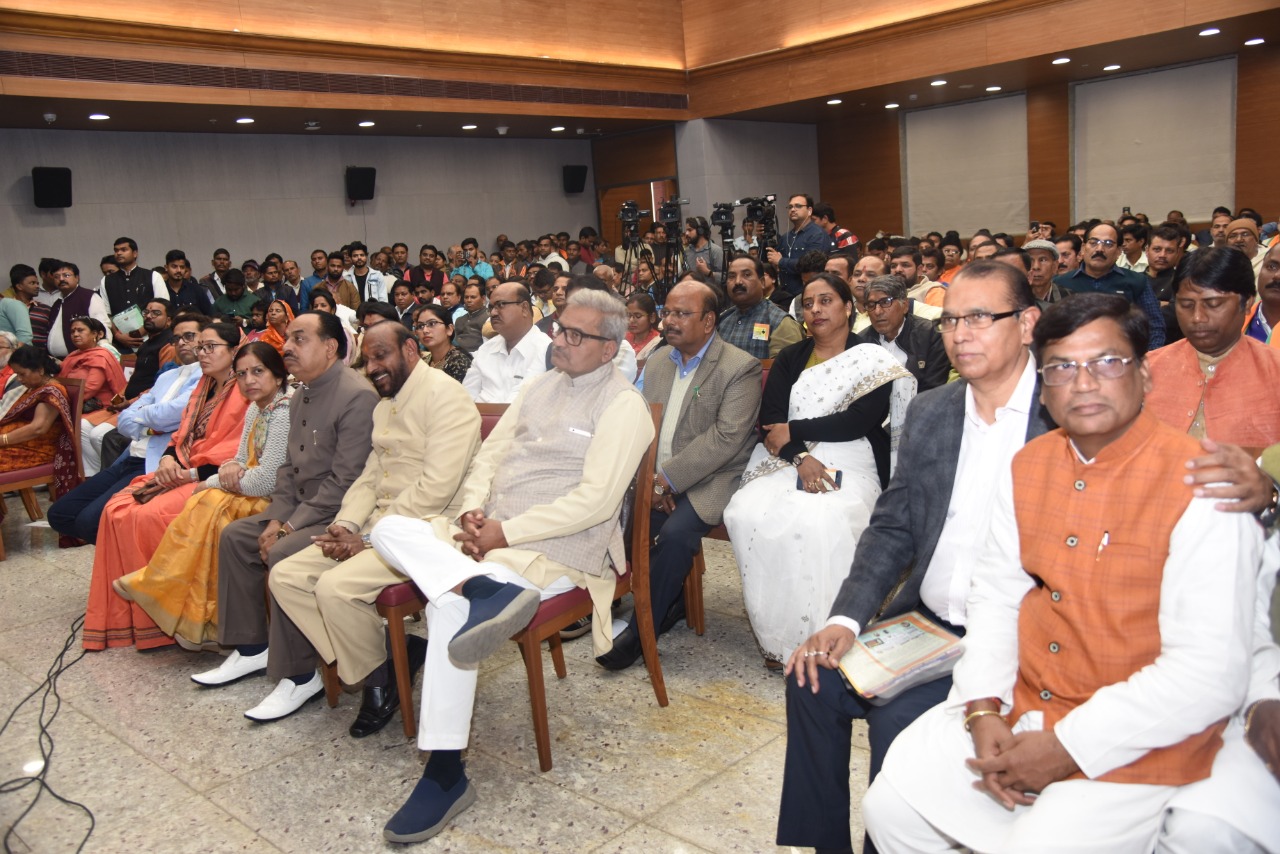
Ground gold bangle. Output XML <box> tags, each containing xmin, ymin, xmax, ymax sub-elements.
<box><xmin>1245</xmin><ymin>700</ymin><xmax>1265</xmax><ymax>735</ymax></box>
<box><xmin>964</xmin><ymin>709</ymin><xmax>1003</xmax><ymax>732</ymax></box>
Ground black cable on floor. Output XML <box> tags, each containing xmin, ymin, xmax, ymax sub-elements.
<box><xmin>0</xmin><ymin>612</ymin><xmax>95</xmax><ymax>853</ymax></box>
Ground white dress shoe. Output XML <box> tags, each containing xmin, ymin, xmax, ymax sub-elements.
<box><xmin>243</xmin><ymin>672</ymin><xmax>324</xmax><ymax>722</ymax></box>
<box><xmin>191</xmin><ymin>649</ymin><xmax>268</xmax><ymax>687</ymax></box>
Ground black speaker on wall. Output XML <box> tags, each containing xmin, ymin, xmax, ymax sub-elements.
<box><xmin>345</xmin><ymin>166</ymin><xmax>377</xmax><ymax>201</ymax></box>
<box><xmin>562</xmin><ymin>165</ymin><xmax>588</xmax><ymax>194</ymax></box>
<box><xmin>32</xmin><ymin>167</ymin><xmax>72</xmax><ymax>208</ymax></box>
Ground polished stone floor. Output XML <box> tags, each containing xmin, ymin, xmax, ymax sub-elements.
<box><xmin>0</xmin><ymin>496</ymin><xmax>870</xmax><ymax>853</ymax></box>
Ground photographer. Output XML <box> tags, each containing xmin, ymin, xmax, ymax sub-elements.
<box><xmin>683</xmin><ymin>216</ymin><xmax>725</xmax><ymax>276</ymax></box>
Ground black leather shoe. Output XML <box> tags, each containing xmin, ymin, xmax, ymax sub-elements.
<box><xmin>348</xmin><ymin>636</ymin><xmax>428</xmax><ymax>738</ymax></box>
<box><xmin>595</xmin><ymin>622</ymin><xmax>643</xmax><ymax>671</ymax></box>
<box><xmin>659</xmin><ymin>599</ymin><xmax>686</xmax><ymax>635</ymax></box>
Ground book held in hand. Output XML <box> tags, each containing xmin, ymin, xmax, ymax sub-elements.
<box><xmin>837</xmin><ymin>610</ymin><xmax>962</xmax><ymax>705</ymax></box>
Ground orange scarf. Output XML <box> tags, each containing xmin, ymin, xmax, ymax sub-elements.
<box><xmin>258</xmin><ymin>300</ymin><xmax>295</xmax><ymax>357</ymax></box>
<box><xmin>59</xmin><ymin>345</ymin><xmax>127</xmax><ymax>406</ymax></box>
<box><xmin>169</xmin><ymin>373</ymin><xmax>250</xmax><ymax>469</ymax></box>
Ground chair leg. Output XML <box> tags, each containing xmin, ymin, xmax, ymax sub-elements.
<box><xmin>320</xmin><ymin>660</ymin><xmax>341</xmax><ymax>708</ymax></box>
<box><xmin>0</xmin><ymin>527</ymin><xmax>6</xmax><ymax>562</ymax></box>
<box><xmin>19</xmin><ymin>488</ymin><xmax>42</xmax><ymax>521</ymax></box>
<box><xmin>684</xmin><ymin>546</ymin><xmax>707</xmax><ymax>636</ymax></box>
<box><xmin>633</xmin><ymin>574</ymin><xmax>670</xmax><ymax>708</ymax></box>
<box><xmin>518</xmin><ymin>635</ymin><xmax>553</xmax><ymax>772</ymax></box>
<box><xmin>387</xmin><ymin>608</ymin><xmax>417</xmax><ymax>740</ymax></box>
<box><xmin>547</xmin><ymin>634</ymin><xmax>567</xmax><ymax>679</ymax></box>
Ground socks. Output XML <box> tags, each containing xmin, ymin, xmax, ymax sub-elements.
<box><xmin>364</xmin><ymin>661</ymin><xmax>389</xmax><ymax>689</ymax></box>
<box><xmin>423</xmin><ymin>749</ymin><xmax>464</xmax><ymax>789</ymax></box>
<box><xmin>286</xmin><ymin>672</ymin><xmax>313</xmax><ymax>686</ymax></box>
<box><xmin>238</xmin><ymin>643</ymin><xmax>268</xmax><ymax>657</ymax></box>
<box><xmin>460</xmin><ymin>575</ymin><xmax>503</xmax><ymax>600</ymax></box>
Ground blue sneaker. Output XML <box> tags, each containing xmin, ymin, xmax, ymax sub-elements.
<box><xmin>383</xmin><ymin>773</ymin><xmax>476</xmax><ymax>843</ymax></box>
<box><xmin>448</xmin><ymin>583</ymin><xmax>540</xmax><ymax>667</ymax></box>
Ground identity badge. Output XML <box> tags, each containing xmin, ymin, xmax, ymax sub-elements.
<box><xmin>752</xmin><ymin>322</ymin><xmax>770</xmax><ymax>341</ymax></box>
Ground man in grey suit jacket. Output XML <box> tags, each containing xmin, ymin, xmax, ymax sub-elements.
<box><xmin>597</xmin><ymin>280</ymin><xmax>762</xmax><ymax>670</ymax></box>
<box><xmin>194</xmin><ymin>312</ymin><xmax>379</xmax><ymax>722</ymax></box>
<box><xmin>778</xmin><ymin>262</ymin><xmax>1050</xmax><ymax>853</ymax></box>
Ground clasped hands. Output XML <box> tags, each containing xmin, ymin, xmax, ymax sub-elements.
<box><xmin>313</xmin><ymin>523</ymin><xmax>365</xmax><ymax>562</ymax></box>
<box><xmin>453</xmin><ymin>510</ymin><xmax>508</xmax><ymax>561</ymax></box>
<box><xmin>965</xmin><ymin>710</ymin><xmax>1079</xmax><ymax>810</ymax></box>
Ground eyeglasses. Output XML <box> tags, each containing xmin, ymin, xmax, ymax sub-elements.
<box><xmin>1085</xmin><ymin>238</ymin><xmax>1118</xmax><ymax>249</ymax></box>
<box><xmin>1038</xmin><ymin>355</ymin><xmax>1136</xmax><ymax>386</ymax></box>
<box><xmin>552</xmin><ymin>325</ymin><xmax>612</xmax><ymax>346</ymax></box>
<box><xmin>177</xmin><ymin>331</ymin><xmax>199</xmax><ymax>342</ymax></box>
<box><xmin>787</xmin><ymin>203</ymin><xmax>809</xmax><ymax>210</ymax></box>
<box><xmin>660</xmin><ymin>308</ymin><xmax>708</xmax><ymax>321</ymax></box>
<box><xmin>195</xmin><ymin>342</ymin><xmax>232</xmax><ymax>354</ymax></box>
<box><xmin>939</xmin><ymin>310</ymin><xmax>1022</xmax><ymax>332</ymax></box>
<box><xmin>490</xmin><ymin>299</ymin><xmax>527</xmax><ymax>311</ymax></box>
<box><xmin>865</xmin><ymin>297</ymin><xmax>900</xmax><ymax>311</ymax></box>
<box><xmin>413</xmin><ymin>320</ymin><xmax>446</xmax><ymax>331</ymax></box>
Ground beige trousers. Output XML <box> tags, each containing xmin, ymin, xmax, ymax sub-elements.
<box><xmin>268</xmin><ymin>543</ymin><xmax>408</xmax><ymax>685</ymax></box>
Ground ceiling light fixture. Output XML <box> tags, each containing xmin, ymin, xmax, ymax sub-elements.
<box><xmin>1103</xmin><ymin>64</ymin><xmax>1121</xmax><ymax>71</ymax></box>
<box><xmin>985</xmin><ymin>86</ymin><xmax>1001</xmax><ymax>92</ymax></box>
<box><xmin>1199</xmin><ymin>27</ymin><xmax>1220</xmax><ymax>36</ymax></box>
<box><xmin>826</xmin><ymin>98</ymin><xmax>842</xmax><ymax>105</ymax></box>
<box><xmin>550</xmin><ymin>126</ymin><xmax>565</xmax><ymax>132</ymax></box>
<box><xmin>885</xmin><ymin>103</ymin><xmax>900</xmax><ymax>109</ymax></box>
<box><xmin>930</xmin><ymin>80</ymin><xmax>946</xmax><ymax>87</ymax></box>
<box><xmin>235</xmin><ymin>117</ymin><xmax>254</xmax><ymax>124</ymax></box>
<box><xmin>1052</xmin><ymin>57</ymin><xmax>1070</xmax><ymax>65</ymax></box>
<box><xmin>358</xmin><ymin>121</ymin><xmax>375</xmax><ymax>127</ymax></box>
<box><xmin>461</xmin><ymin>124</ymin><xmax>477</xmax><ymax>130</ymax></box>
<box><xmin>1245</xmin><ymin>38</ymin><xmax>1265</xmax><ymax>46</ymax></box>
<box><xmin>88</xmin><ymin>113</ymin><xmax>110</xmax><ymax>120</ymax></box>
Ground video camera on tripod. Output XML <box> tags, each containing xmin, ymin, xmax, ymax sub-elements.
<box><xmin>735</xmin><ymin>194</ymin><xmax>779</xmax><ymax>253</ymax></box>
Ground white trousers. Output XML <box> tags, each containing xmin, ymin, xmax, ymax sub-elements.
<box><xmin>81</xmin><ymin>419</ymin><xmax>115</xmax><ymax>477</ymax></box>
<box><xmin>370</xmin><ymin>515</ymin><xmax>572</xmax><ymax>751</ymax></box>
<box><xmin>864</xmin><ymin>702</ymin><xmax>1176</xmax><ymax>854</ymax></box>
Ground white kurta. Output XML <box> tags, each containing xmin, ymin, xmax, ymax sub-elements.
<box><xmin>867</xmin><ymin>464</ymin><xmax>1261</xmax><ymax>854</ymax></box>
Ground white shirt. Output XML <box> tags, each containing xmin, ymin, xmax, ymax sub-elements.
<box><xmin>46</xmin><ymin>291</ymin><xmax>112</xmax><ymax>359</ymax></box>
<box><xmin>953</xmin><ymin>460</ymin><xmax>1259</xmax><ymax>780</ymax></box>
<box><xmin>1116</xmin><ymin>252</ymin><xmax>1150</xmax><ymax>274</ymax></box>
<box><xmin>916</xmin><ymin>355</ymin><xmax>1037</xmax><ymax>626</ymax></box>
<box><xmin>878</xmin><ymin>321</ymin><xmax>910</xmax><ymax>370</ymax></box>
<box><xmin>97</xmin><ymin>267</ymin><xmax>167</xmax><ymax>316</ymax></box>
<box><xmin>462</xmin><ymin>326</ymin><xmax>552</xmax><ymax>403</ymax></box>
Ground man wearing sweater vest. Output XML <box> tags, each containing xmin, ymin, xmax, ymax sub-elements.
<box><xmin>865</xmin><ymin>293</ymin><xmax>1262</xmax><ymax>853</ymax></box>
<box><xmin>368</xmin><ymin>289</ymin><xmax>654</xmax><ymax>843</ymax></box>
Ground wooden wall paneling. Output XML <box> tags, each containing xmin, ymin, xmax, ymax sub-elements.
<box><xmin>1235</xmin><ymin>48</ymin><xmax>1280</xmax><ymax>213</ymax></box>
<box><xmin>1025</xmin><ymin>82</ymin><xmax>1071</xmax><ymax>231</ymax></box>
<box><xmin>591</xmin><ymin>127</ymin><xmax>678</xmax><ymax>189</ymax></box>
<box><xmin>817</xmin><ymin>111</ymin><xmax>903</xmax><ymax>241</ymax></box>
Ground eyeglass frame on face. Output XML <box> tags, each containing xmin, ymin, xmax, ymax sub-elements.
<box><xmin>660</xmin><ymin>308</ymin><xmax>710</xmax><ymax>321</ymax></box>
<box><xmin>787</xmin><ymin>202</ymin><xmax>810</xmax><ymax>210</ymax></box>
<box><xmin>412</xmin><ymin>320</ymin><xmax>447</xmax><ymax>331</ymax></box>
<box><xmin>552</xmin><ymin>325</ymin><xmax>612</xmax><ymax>346</ymax></box>
<box><xmin>490</xmin><ymin>298</ymin><xmax>527</xmax><ymax>312</ymax></box>
<box><xmin>1085</xmin><ymin>237</ymin><xmax>1118</xmax><ymax>249</ymax></box>
<box><xmin>176</xmin><ymin>331</ymin><xmax>200</xmax><ymax>343</ymax></box>
<box><xmin>195</xmin><ymin>342</ymin><xmax>232</xmax><ymax>354</ymax></box>
<box><xmin>938</xmin><ymin>309</ymin><xmax>1022</xmax><ymax>333</ymax></box>
<box><xmin>1037</xmin><ymin>355</ymin><xmax>1136</xmax><ymax>386</ymax></box>
<box><xmin>865</xmin><ymin>296</ymin><xmax>900</xmax><ymax>312</ymax></box>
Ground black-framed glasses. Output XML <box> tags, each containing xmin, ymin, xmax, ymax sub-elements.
<box><xmin>553</xmin><ymin>325</ymin><xmax>611</xmax><ymax>346</ymax></box>
<box><xmin>413</xmin><ymin>320</ymin><xmax>446</xmax><ymax>331</ymax></box>
<box><xmin>1038</xmin><ymin>355</ymin><xmax>1136</xmax><ymax>386</ymax></box>
<box><xmin>490</xmin><ymin>299</ymin><xmax>527</xmax><ymax>311</ymax></box>
<box><xmin>865</xmin><ymin>297</ymin><xmax>899</xmax><ymax>311</ymax></box>
<box><xmin>177</xmin><ymin>331</ymin><xmax>199</xmax><ymax>342</ymax></box>
<box><xmin>939</xmin><ymin>310</ymin><xmax>1022</xmax><ymax>332</ymax></box>
<box><xmin>195</xmin><ymin>342</ymin><xmax>232</xmax><ymax>354</ymax></box>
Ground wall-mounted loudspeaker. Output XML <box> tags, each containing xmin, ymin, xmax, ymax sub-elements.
<box><xmin>345</xmin><ymin>166</ymin><xmax>376</xmax><ymax>201</ymax></box>
<box><xmin>562</xmin><ymin>165</ymin><xmax>588</xmax><ymax>194</ymax></box>
<box><xmin>32</xmin><ymin>167</ymin><xmax>72</xmax><ymax>208</ymax></box>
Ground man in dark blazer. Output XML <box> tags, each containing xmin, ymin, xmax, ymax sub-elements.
<box><xmin>193</xmin><ymin>312</ymin><xmax>379</xmax><ymax>721</ymax></box>
<box><xmin>857</xmin><ymin>274</ymin><xmax>951</xmax><ymax>392</ymax></box>
<box><xmin>597</xmin><ymin>279</ymin><xmax>762</xmax><ymax>670</ymax></box>
<box><xmin>778</xmin><ymin>262</ymin><xmax>1050</xmax><ymax>854</ymax></box>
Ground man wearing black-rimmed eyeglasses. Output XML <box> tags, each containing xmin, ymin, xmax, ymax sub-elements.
<box><xmin>1055</xmin><ymin>222</ymin><xmax>1166</xmax><ymax>348</ymax></box>
<box><xmin>462</xmin><ymin>281</ymin><xmax>551</xmax><ymax>403</ymax></box>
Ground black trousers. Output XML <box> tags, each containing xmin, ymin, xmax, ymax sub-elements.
<box><xmin>777</xmin><ymin>612</ymin><xmax>963</xmax><ymax>852</ymax></box>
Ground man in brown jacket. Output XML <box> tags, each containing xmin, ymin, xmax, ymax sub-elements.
<box><xmin>597</xmin><ymin>279</ymin><xmax>762</xmax><ymax>670</ymax></box>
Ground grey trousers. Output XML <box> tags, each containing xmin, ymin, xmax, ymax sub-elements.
<box><xmin>216</xmin><ymin>510</ymin><xmax>329</xmax><ymax>680</ymax></box>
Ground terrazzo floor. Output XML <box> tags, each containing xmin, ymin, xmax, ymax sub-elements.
<box><xmin>0</xmin><ymin>494</ymin><xmax>870</xmax><ymax>853</ymax></box>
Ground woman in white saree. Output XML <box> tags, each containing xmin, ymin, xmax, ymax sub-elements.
<box><xmin>723</xmin><ymin>272</ymin><xmax>916</xmax><ymax>667</ymax></box>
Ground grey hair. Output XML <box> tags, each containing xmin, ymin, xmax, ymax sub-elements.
<box><xmin>0</xmin><ymin>330</ymin><xmax>17</xmax><ymax>366</ymax></box>
<box><xmin>567</xmin><ymin>288</ymin><xmax>627</xmax><ymax>345</ymax></box>
<box><xmin>866</xmin><ymin>274</ymin><xmax>908</xmax><ymax>302</ymax></box>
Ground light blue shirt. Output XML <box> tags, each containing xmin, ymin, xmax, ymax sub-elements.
<box><xmin>0</xmin><ymin>298</ymin><xmax>32</xmax><ymax>344</ymax></box>
<box><xmin>635</xmin><ymin>332</ymin><xmax>715</xmax><ymax>392</ymax></box>
<box><xmin>116</xmin><ymin>362</ymin><xmax>202</xmax><ymax>471</ymax></box>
